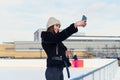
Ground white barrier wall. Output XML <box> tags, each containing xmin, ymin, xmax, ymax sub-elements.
<box><xmin>83</xmin><ymin>59</ymin><xmax>117</xmax><ymax>68</ymax></box>
<box><xmin>0</xmin><ymin>59</ymin><xmax>46</xmax><ymax>68</ymax></box>
<box><xmin>71</xmin><ymin>59</ymin><xmax>118</xmax><ymax>80</ymax></box>
<box><xmin>0</xmin><ymin>59</ymin><xmax>118</xmax><ymax>80</ymax></box>
<box><xmin>0</xmin><ymin>59</ymin><xmax>117</xmax><ymax>68</ymax></box>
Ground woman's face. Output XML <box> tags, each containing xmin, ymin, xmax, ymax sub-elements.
<box><xmin>54</xmin><ymin>24</ymin><xmax>60</xmax><ymax>33</ymax></box>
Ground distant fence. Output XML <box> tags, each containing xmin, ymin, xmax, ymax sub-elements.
<box><xmin>71</xmin><ymin>59</ymin><xmax>118</xmax><ymax>80</ymax></box>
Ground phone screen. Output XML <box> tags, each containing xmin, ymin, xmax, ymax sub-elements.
<box><xmin>82</xmin><ymin>15</ymin><xmax>87</xmax><ymax>21</ymax></box>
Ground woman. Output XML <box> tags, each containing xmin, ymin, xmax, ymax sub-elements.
<box><xmin>41</xmin><ymin>17</ymin><xmax>86</xmax><ymax>80</ymax></box>
<box><xmin>72</xmin><ymin>53</ymin><xmax>78</xmax><ymax>67</ymax></box>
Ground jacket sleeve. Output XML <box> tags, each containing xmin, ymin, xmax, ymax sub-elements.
<box><xmin>41</xmin><ymin>23</ymin><xmax>78</xmax><ymax>43</ymax></box>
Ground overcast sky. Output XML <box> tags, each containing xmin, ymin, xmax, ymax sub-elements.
<box><xmin>0</xmin><ymin>0</ymin><xmax>120</xmax><ymax>43</ymax></box>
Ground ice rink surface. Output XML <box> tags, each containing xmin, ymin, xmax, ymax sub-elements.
<box><xmin>0</xmin><ymin>67</ymin><xmax>95</xmax><ymax>80</ymax></box>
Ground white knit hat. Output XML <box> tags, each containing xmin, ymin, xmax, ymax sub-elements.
<box><xmin>46</xmin><ymin>17</ymin><xmax>61</xmax><ymax>28</ymax></box>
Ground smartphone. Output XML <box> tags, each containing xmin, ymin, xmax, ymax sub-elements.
<box><xmin>82</xmin><ymin>15</ymin><xmax>87</xmax><ymax>21</ymax></box>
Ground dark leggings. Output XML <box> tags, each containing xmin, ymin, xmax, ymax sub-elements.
<box><xmin>45</xmin><ymin>67</ymin><xmax>64</xmax><ymax>80</ymax></box>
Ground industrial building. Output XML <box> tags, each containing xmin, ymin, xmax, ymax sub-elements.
<box><xmin>34</xmin><ymin>28</ymin><xmax>120</xmax><ymax>58</ymax></box>
<box><xmin>0</xmin><ymin>28</ymin><xmax>120</xmax><ymax>59</ymax></box>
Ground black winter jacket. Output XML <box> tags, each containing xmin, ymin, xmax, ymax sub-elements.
<box><xmin>41</xmin><ymin>23</ymin><xmax>78</xmax><ymax>67</ymax></box>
